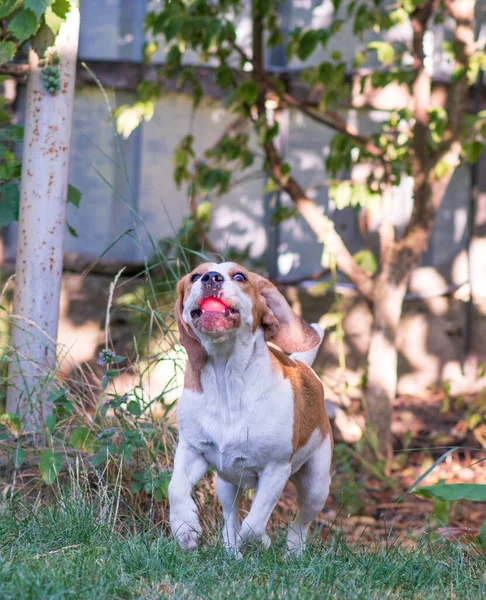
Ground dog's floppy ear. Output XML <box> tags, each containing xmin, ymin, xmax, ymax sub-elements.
<box><xmin>175</xmin><ymin>277</ymin><xmax>207</xmax><ymax>370</ymax></box>
<box><xmin>256</xmin><ymin>276</ymin><xmax>321</xmax><ymax>354</ymax></box>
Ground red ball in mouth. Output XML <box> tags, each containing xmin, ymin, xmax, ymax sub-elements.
<box><xmin>200</xmin><ymin>297</ymin><xmax>228</xmax><ymax>313</ymax></box>
<box><xmin>191</xmin><ymin>297</ymin><xmax>241</xmax><ymax>335</ymax></box>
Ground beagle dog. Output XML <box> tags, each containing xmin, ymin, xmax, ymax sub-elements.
<box><xmin>169</xmin><ymin>262</ymin><xmax>332</xmax><ymax>556</ymax></box>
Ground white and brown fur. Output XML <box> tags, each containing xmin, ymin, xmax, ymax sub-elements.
<box><xmin>169</xmin><ymin>262</ymin><xmax>332</xmax><ymax>556</ymax></box>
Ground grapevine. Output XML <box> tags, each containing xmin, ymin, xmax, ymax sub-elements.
<box><xmin>40</xmin><ymin>51</ymin><xmax>61</xmax><ymax>95</ymax></box>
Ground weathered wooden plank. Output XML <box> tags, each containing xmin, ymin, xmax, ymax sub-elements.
<box><xmin>75</xmin><ymin>60</ymin><xmax>486</xmax><ymax>112</ymax></box>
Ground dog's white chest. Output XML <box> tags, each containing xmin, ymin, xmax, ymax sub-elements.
<box><xmin>178</xmin><ymin>382</ymin><xmax>294</xmax><ymax>488</ymax></box>
<box><xmin>198</xmin><ymin>431</ymin><xmax>261</xmax><ymax>488</ymax></box>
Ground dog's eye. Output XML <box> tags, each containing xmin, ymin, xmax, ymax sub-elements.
<box><xmin>191</xmin><ymin>273</ymin><xmax>202</xmax><ymax>283</ymax></box>
<box><xmin>233</xmin><ymin>272</ymin><xmax>247</xmax><ymax>283</ymax></box>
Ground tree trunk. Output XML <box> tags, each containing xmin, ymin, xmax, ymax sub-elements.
<box><xmin>6</xmin><ymin>4</ymin><xmax>80</xmax><ymax>429</ymax></box>
<box><xmin>364</xmin><ymin>272</ymin><xmax>407</xmax><ymax>459</ymax></box>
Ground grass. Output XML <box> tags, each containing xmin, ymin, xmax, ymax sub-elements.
<box><xmin>1</xmin><ymin>495</ymin><xmax>485</xmax><ymax>600</ymax></box>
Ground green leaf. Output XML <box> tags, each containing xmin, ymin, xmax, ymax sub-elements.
<box><xmin>8</xmin><ymin>9</ymin><xmax>39</xmax><ymax>43</ymax></box>
<box><xmin>236</xmin><ymin>79</ymin><xmax>259</xmax><ymax>105</ymax></box>
<box><xmin>0</xmin><ymin>108</ymin><xmax>10</xmax><ymax>125</ymax></box>
<box><xmin>71</xmin><ymin>427</ymin><xmax>94</xmax><ymax>452</ymax></box>
<box><xmin>414</xmin><ymin>483</ymin><xmax>486</xmax><ymax>502</ymax></box>
<box><xmin>192</xmin><ymin>83</ymin><xmax>202</xmax><ymax>111</ymax></box>
<box><xmin>45</xmin><ymin>413</ymin><xmax>56</xmax><ymax>434</ymax></box>
<box><xmin>164</xmin><ymin>16</ymin><xmax>182</xmax><ymax>41</ymax></box>
<box><xmin>399</xmin><ymin>0</ymin><xmax>422</xmax><ymax>13</ymax></box>
<box><xmin>127</xmin><ymin>401</ymin><xmax>142</xmax><ymax>417</ymax></box>
<box><xmin>353</xmin><ymin>249</ymin><xmax>377</xmax><ymax>275</ymax></box>
<box><xmin>13</xmin><ymin>446</ymin><xmax>25</xmax><ymax>468</ymax></box>
<box><xmin>434</xmin><ymin>161</ymin><xmax>450</xmax><ymax>180</ymax></box>
<box><xmin>352</xmin><ymin>50</ymin><xmax>366</xmax><ymax>69</ymax></box>
<box><xmin>368</xmin><ymin>41</ymin><xmax>395</xmax><ymax>65</ymax></box>
<box><xmin>0</xmin><ymin>41</ymin><xmax>17</xmax><ymax>64</ymax></box>
<box><xmin>216</xmin><ymin>65</ymin><xmax>233</xmax><ymax>89</ymax></box>
<box><xmin>0</xmin><ymin>183</ymin><xmax>20</xmax><ymax>228</ymax></box>
<box><xmin>39</xmin><ymin>451</ymin><xmax>62</xmax><ymax>484</ymax></box>
<box><xmin>0</xmin><ymin>413</ymin><xmax>22</xmax><ymax>437</ymax></box>
<box><xmin>441</xmin><ymin>40</ymin><xmax>455</xmax><ymax>58</ymax></box>
<box><xmin>280</xmin><ymin>162</ymin><xmax>291</xmax><ymax>184</ymax></box>
<box><xmin>115</xmin><ymin>106</ymin><xmax>141</xmax><ymax>139</ymax></box>
<box><xmin>432</xmin><ymin>498</ymin><xmax>450</xmax><ymax>525</ymax></box>
<box><xmin>25</xmin><ymin>0</ymin><xmax>53</xmax><ymax>20</ymax></box>
<box><xmin>271</xmin><ymin>205</ymin><xmax>298</xmax><ymax>224</ymax></box>
<box><xmin>0</xmin><ymin>125</ymin><xmax>23</xmax><ymax>142</ymax></box>
<box><xmin>479</xmin><ymin>522</ymin><xmax>486</xmax><ymax>547</ymax></box>
<box><xmin>153</xmin><ymin>488</ymin><xmax>164</xmax><ymax>501</ymax></box>
<box><xmin>166</xmin><ymin>44</ymin><xmax>181</xmax><ymax>67</ymax></box>
<box><xmin>330</xmin><ymin>181</ymin><xmax>352</xmax><ymax>209</ymax></box>
<box><xmin>195</xmin><ymin>200</ymin><xmax>211</xmax><ymax>223</ymax></box>
<box><xmin>67</xmin><ymin>184</ymin><xmax>81</xmax><ymax>207</ymax></box>
<box><xmin>51</xmin><ymin>0</ymin><xmax>70</xmax><ymax>18</ymax></box>
<box><xmin>67</xmin><ymin>223</ymin><xmax>78</xmax><ymax>237</ymax></box>
<box><xmin>101</xmin><ymin>375</ymin><xmax>110</xmax><ymax>391</ymax></box>
<box><xmin>131</xmin><ymin>481</ymin><xmax>143</xmax><ymax>493</ymax></box>
<box><xmin>451</xmin><ymin>65</ymin><xmax>466</xmax><ymax>82</ymax></box>
<box><xmin>257</xmin><ymin>0</ymin><xmax>273</xmax><ymax>17</ymax></box>
<box><xmin>465</xmin><ymin>140</ymin><xmax>484</xmax><ymax>164</ymax></box>
<box><xmin>30</xmin><ymin>22</ymin><xmax>56</xmax><ymax>57</ymax></box>
<box><xmin>142</xmin><ymin>41</ymin><xmax>157</xmax><ymax>64</ymax></box>
<box><xmin>263</xmin><ymin>178</ymin><xmax>279</xmax><ymax>194</ymax></box>
<box><xmin>44</xmin><ymin>6</ymin><xmax>63</xmax><ymax>36</ymax></box>
<box><xmin>114</xmin><ymin>102</ymin><xmax>153</xmax><ymax>139</ymax></box>
<box><xmin>297</xmin><ymin>30</ymin><xmax>318</xmax><ymax>61</ymax></box>
<box><xmin>0</xmin><ymin>0</ymin><xmax>20</xmax><ymax>19</ymax></box>
<box><xmin>266</xmin><ymin>122</ymin><xmax>279</xmax><ymax>141</ymax></box>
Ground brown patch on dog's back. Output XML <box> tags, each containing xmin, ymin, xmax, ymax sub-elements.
<box><xmin>269</xmin><ymin>346</ymin><xmax>332</xmax><ymax>453</ymax></box>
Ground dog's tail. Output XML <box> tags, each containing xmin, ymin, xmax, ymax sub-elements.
<box><xmin>289</xmin><ymin>323</ymin><xmax>324</xmax><ymax>367</ymax></box>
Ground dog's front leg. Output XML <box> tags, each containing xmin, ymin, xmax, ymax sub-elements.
<box><xmin>169</xmin><ymin>440</ymin><xmax>208</xmax><ymax>550</ymax></box>
<box><xmin>239</xmin><ymin>462</ymin><xmax>291</xmax><ymax>548</ymax></box>
<box><xmin>216</xmin><ymin>477</ymin><xmax>243</xmax><ymax>557</ymax></box>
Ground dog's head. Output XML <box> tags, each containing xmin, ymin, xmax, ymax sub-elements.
<box><xmin>175</xmin><ymin>262</ymin><xmax>320</xmax><ymax>367</ymax></box>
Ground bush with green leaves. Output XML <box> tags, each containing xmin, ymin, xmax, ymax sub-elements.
<box><xmin>0</xmin><ymin>347</ymin><xmax>177</xmax><ymax>514</ymax></box>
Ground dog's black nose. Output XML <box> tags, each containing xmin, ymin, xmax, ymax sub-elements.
<box><xmin>201</xmin><ymin>271</ymin><xmax>224</xmax><ymax>284</ymax></box>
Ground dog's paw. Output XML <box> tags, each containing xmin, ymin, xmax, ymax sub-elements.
<box><xmin>223</xmin><ymin>545</ymin><xmax>244</xmax><ymax>560</ymax></box>
<box><xmin>284</xmin><ymin>529</ymin><xmax>306</xmax><ymax>558</ymax></box>
<box><xmin>239</xmin><ymin>519</ymin><xmax>269</xmax><ymax>549</ymax></box>
<box><xmin>173</xmin><ymin>520</ymin><xmax>202</xmax><ymax>551</ymax></box>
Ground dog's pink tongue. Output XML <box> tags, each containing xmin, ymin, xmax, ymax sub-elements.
<box><xmin>200</xmin><ymin>297</ymin><xmax>227</xmax><ymax>312</ymax></box>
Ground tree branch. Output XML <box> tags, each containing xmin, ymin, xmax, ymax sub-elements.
<box><xmin>227</xmin><ymin>36</ymin><xmax>387</xmax><ymax>161</ymax></box>
<box><xmin>397</xmin><ymin>0</ymin><xmax>474</xmax><ymax>275</ymax></box>
<box><xmin>0</xmin><ymin>63</ymin><xmax>29</xmax><ymax>78</ymax></box>
<box><xmin>248</xmin><ymin>7</ymin><xmax>373</xmax><ymax>301</ymax></box>
<box><xmin>410</xmin><ymin>0</ymin><xmax>439</xmax><ymax>172</ymax></box>
<box><xmin>263</xmin><ymin>138</ymin><xmax>374</xmax><ymax>300</ymax></box>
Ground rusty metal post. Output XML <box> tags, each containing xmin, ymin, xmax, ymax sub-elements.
<box><xmin>6</xmin><ymin>4</ymin><xmax>80</xmax><ymax>429</ymax></box>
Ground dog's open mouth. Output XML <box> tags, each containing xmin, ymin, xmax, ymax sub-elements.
<box><xmin>190</xmin><ymin>297</ymin><xmax>240</xmax><ymax>334</ymax></box>
<box><xmin>190</xmin><ymin>297</ymin><xmax>239</xmax><ymax>319</ymax></box>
